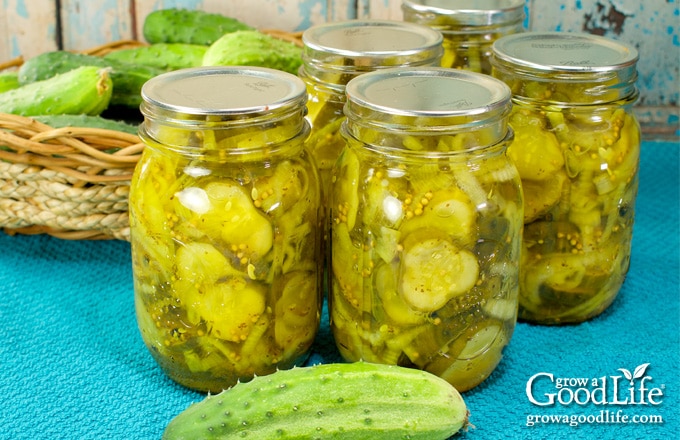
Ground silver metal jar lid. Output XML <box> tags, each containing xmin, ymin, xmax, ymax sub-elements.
<box><xmin>345</xmin><ymin>67</ymin><xmax>511</xmax><ymax>132</ymax></box>
<box><xmin>301</xmin><ymin>20</ymin><xmax>443</xmax><ymax>70</ymax></box>
<box><xmin>491</xmin><ymin>31</ymin><xmax>639</xmax><ymax>75</ymax></box>
<box><xmin>141</xmin><ymin>66</ymin><xmax>307</xmax><ymax>121</ymax></box>
<box><xmin>401</xmin><ymin>0</ymin><xmax>526</xmax><ymax>26</ymax></box>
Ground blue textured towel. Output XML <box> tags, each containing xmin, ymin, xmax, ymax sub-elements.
<box><xmin>1</xmin><ymin>140</ymin><xmax>678</xmax><ymax>440</ymax></box>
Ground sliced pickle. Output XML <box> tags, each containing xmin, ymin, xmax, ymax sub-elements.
<box><xmin>399</xmin><ymin>229</ymin><xmax>479</xmax><ymax>312</ymax></box>
<box><xmin>424</xmin><ymin>322</ymin><xmax>506</xmax><ymax>391</ymax></box>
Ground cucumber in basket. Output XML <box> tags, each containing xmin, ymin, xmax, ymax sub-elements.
<box><xmin>162</xmin><ymin>362</ymin><xmax>470</xmax><ymax>440</ymax></box>
<box><xmin>0</xmin><ymin>66</ymin><xmax>112</xmax><ymax>116</ymax></box>
<box><xmin>0</xmin><ymin>71</ymin><xmax>20</xmax><ymax>93</ymax></box>
<box><xmin>18</xmin><ymin>50</ymin><xmax>164</xmax><ymax>108</ymax></box>
<box><xmin>32</xmin><ymin>114</ymin><xmax>139</xmax><ymax>135</ymax></box>
<box><xmin>143</xmin><ymin>8</ymin><xmax>253</xmax><ymax>45</ymax></box>
<box><xmin>202</xmin><ymin>30</ymin><xmax>303</xmax><ymax>75</ymax></box>
<box><xmin>103</xmin><ymin>43</ymin><xmax>208</xmax><ymax>71</ymax></box>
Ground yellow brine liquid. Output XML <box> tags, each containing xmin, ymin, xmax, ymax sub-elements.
<box><xmin>491</xmin><ymin>32</ymin><xmax>641</xmax><ymax>324</ymax></box>
<box><xmin>129</xmin><ymin>66</ymin><xmax>323</xmax><ymax>392</ymax></box>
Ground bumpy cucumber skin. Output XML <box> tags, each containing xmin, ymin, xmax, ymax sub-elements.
<box><xmin>162</xmin><ymin>362</ymin><xmax>468</xmax><ymax>440</ymax></box>
<box><xmin>0</xmin><ymin>66</ymin><xmax>112</xmax><ymax>116</ymax></box>
<box><xmin>0</xmin><ymin>71</ymin><xmax>20</xmax><ymax>93</ymax></box>
<box><xmin>202</xmin><ymin>30</ymin><xmax>303</xmax><ymax>75</ymax></box>
<box><xmin>143</xmin><ymin>8</ymin><xmax>253</xmax><ymax>45</ymax></box>
<box><xmin>33</xmin><ymin>114</ymin><xmax>139</xmax><ymax>135</ymax></box>
<box><xmin>103</xmin><ymin>43</ymin><xmax>207</xmax><ymax>71</ymax></box>
<box><xmin>18</xmin><ymin>51</ymin><xmax>163</xmax><ymax>108</ymax></box>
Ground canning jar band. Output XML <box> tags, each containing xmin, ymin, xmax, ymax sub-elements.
<box><xmin>141</xmin><ymin>100</ymin><xmax>308</xmax><ymax>126</ymax></box>
<box><xmin>297</xmin><ymin>67</ymin><xmax>348</xmax><ymax>96</ymax></box>
<box><xmin>300</xmin><ymin>55</ymin><xmax>445</xmax><ymax>91</ymax></box>
<box><xmin>343</xmin><ymin>103</ymin><xmax>512</xmax><ymax>135</ymax></box>
<box><xmin>492</xmin><ymin>64</ymin><xmax>639</xmax><ymax>85</ymax></box>
<box><xmin>401</xmin><ymin>0</ymin><xmax>526</xmax><ymax>27</ymax></box>
<box><xmin>138</xmin><ymin>119</ymin><xmax>311</xmax><ymax>158</ymax></box>
<box><xmin>509</xmin><ymin>87</ymin><xmax>639</xmax><ymax>109</ymax></box>
<box><xmin>434</xmin><ymin>20</ymin><xmax>524</xmax><ymax>36</ymax></box>
<box><xmin>340</xmin><ymin>120</ymin><xmax>514</xmax><ymax>160</ymax></box>
<box><xmin>493</xmin><ymin>71</ymin><xmax>638</xmax><ymax>104</ymax></box>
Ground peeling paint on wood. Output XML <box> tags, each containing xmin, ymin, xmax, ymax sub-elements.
<box><xmin>1</xmin><ymin>0</ymin><xmax>58</xmax><ymax>62</ymax></box>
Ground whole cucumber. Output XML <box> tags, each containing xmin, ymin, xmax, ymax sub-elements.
<box><xmin>0</xmin><ymin>66</ymin><xmax>112</xmax><ymax>116</ymax></box>
<box><xmin>32</xmin><ymin>114</ymin><xmax>139</xmax><ymax>135</ymax></box>
<box><xmin>0</xmin><ymin>71</ymin><xmax>20</xmax><ymax>93</ymax></box>
<box><xmin>143</xmin><ymin>8</ymin><xmax>253</xmax><ymax>45</ymax></box>
<box><xmin>103</xmin><ymin>43</ymin><xmax>208</xmax><ymax>71</ymax></box>
<box><xmin>162</xmin><ymin>362</ymin><xmax>469</xmax><ymax>440</ymax></box>
<box><xmin>202</xmin><ymin>30</ymin><xmax>303</xmax><ymax>75</ymax></box>
<box><xmin>18</xmin><ymin>51</ymin><xmax>164</xmax><ymax>108</ymax></box>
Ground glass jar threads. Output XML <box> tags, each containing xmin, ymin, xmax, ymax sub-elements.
<box><xmin>491</xmin><ymin>32</ymin><xmax>640</xmax><ymax>324</ymax></box>
<box><xmin>299</xmin><ymin>20</ymin><xmax>443</xmax><ymax>200</ymax></box>
<box><xmin>329</xmin><ymin>67</ymin><xmax>523</xmax><ymax>392</ymax></box>
<box><xmin>401</xmin><ymin>0</ymin><xmax>525</xmax><ymax>74</ymax></box>
<box><xmin>129</xmin><ymin>66</ymin><xmax>322</xmax><ymax>392</ymax></box>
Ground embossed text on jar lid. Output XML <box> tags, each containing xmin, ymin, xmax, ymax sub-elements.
<box><xmin>141</xmin><ymin>66</ymin><xmax>307</xmax><ymax>119</ymax></box>
<box><xmin>345</xmin><ymin>67</ymin><xmax>511</xmax><ymax>124</ymax></box>
<box><xmin>491</xmin><ymin>31</ymin><xmax>639</xmax><ymax>74</ymax></box>
<box><xmin>401</xmin><ymin>0</ymin><xmax>526</xmax><ymax>26</ymax></box>
<box><xmin>302</xmin><ymin>19</ymin><xmax>443</xmax><ymax>68</ymax></box>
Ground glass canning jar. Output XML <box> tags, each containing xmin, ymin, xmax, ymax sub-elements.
<box><xmin>402</xmin><ymin>0</ymin><xmax>525</xmax><ymax>74</ymax></box>
<box><xmin>129</xmin><ymin>66</ymin><xmax>322</xmax><ymax>392</ymax></box>
<box><xmin>491</xmin><ymin>32</ymin><xmax>640</xmax><ymax>324</ymax></box>
<box><xmin>330</xmin><ymin>67</ymin><xmax>523</xmax><ymax>392</ymax></box>
<box><xmin>299</xmin><ymin>20</ymin><xmax>443</xmax><ymax>203</ymax></box>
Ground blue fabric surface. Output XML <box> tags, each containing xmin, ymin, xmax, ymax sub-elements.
<box><xmin>1</xmin><ymin>140</ymin><xmax>678</xmax><ymax>440</ymax></box>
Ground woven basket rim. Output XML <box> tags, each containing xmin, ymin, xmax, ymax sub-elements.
<box><xmin>0</xmin><ymin>30</ymin><xmax>303</xmax><ymax>240</ymax></box>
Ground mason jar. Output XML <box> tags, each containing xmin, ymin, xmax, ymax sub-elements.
<box><xmin>491</xmin><ymin>32</ymin><xmax>640</xmax><ymax>324</ymax></box>
<box><xmin>402</xmin><ymin>0</ymin><xmax>525</xmax><ymax>74</ymax></box>
<box><xmin>129</xmin><ymin>66</ymin><xmax>322</xmax><ymax>392</ymax></box>
<box><xmin>299</xmin><ymin>20</ymin><xmax>443</xmax><ymax>204</ymax></box>
<box><xmin>329</xmin><ymin>67</ymin><xmax>523</xmax><ymax>392</ymax></box>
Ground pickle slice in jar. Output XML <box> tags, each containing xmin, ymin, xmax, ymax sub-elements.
<box><xmin>374</xmin><ymin>262</ymin><xmax>428</xmax><ymax>326</ymax></box>
<box><xmin>332</xmin><ymin>147</ymin><xmax>361</xmax><ymax>230</ymax></box>
<box><xmin>425</xmin><ymin>322</ymin><xmax>506</xmax><ymax>391</ymax></box>
<box><xmin>175</xmin><ymin>242</ymin><xmax>240</xmax><ymax>285</ymax></box>
<box><xmin>173</xmin><ymin>242</ymin><xmax>267</xmax><ymax>342</ymax></box>
<box><xmin>274</xmin><ymin>270</ymin><xmax>319</xmax><ymax>349</ymax></box>
<box><xmin>522</xmin><ymin>170</ymin><xmax>568</xmax><ymax>223</ymax></box>
<box><xmin>399</xmin><ymin>187</ymin><xmax>477</xmax><ymax>245</ymax></box>
<box><xmin>399</xmin><ymin>229</ymin><xmax>479</xmax><ymax>312</ymax></box>
<box><xmin>507</xmin><ymin>111</ymin><xmax>564</xmax><ymax>181</ymax></box>
<box><xmin>253</xmin><ymin>160</ymin><xmax>310</xmax><ymax>215</ymax></box>
<box><xmin>521</xmin><ymin>253</ymin><xmax>587</xmax><ymax>310</ymax></box>
<box><xmin>331</xmin><ymin>221</ymin><xmax>365</xmax><ymax>308</ymax></box>
<box><xmin>196</xmin><ymin>277</ymin><xmax>266</xmax><ymax>342</ymax></box>
<box><xmin>204</xmin><ymin>182</ymin><xmax>273</xmax><ymax>257</ymax></box>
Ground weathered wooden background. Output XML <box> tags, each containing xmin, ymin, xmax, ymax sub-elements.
<box><xmin>1</xmin><ymin>0</ymin><xmax>678</xmax><ymax>137</ymax></box>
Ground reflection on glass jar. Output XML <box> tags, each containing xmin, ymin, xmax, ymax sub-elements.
<box><xmin>299</xmin><ymin>20</ymin><xmax>443</xmax><ymax>206</ymax></box>
<box><xmin>491</xmin><ymin>32</ymin><xmax>640</xmax><ymax>324</ymax></box>
<box><xmin>330</xmin><ymin>68</ymin><xmax>523</xmax><ymax>392</ymax></box>
<box><xmin>129</xmin><ymin>67</ymin><xmax>322</xmax><ymax>393</ymax></box>
<box><xmin>402</xmin><ymin>0</ymin><xmax>525</xmax><ymax>74</ymax></box>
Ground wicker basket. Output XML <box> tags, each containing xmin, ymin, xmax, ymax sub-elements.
<box><xmin>0</xmin><ymin>112</ymin><xmax>143</xmax><ymax>240</ymax></box>
<box><xmin>0</xmin><ymin>31</ymin><xmax>303</xmax><ymax>241</ymax></box>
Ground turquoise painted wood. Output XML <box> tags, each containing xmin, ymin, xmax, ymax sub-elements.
<box><xmin>60</xmin><ymin>0</ymin><xmax>133</xmax><ymax>52</ymax></box>
<box><xmin>0</xmin><ymin>0</ymin><xmax>677</xmax><ymax>135</ymax></box>
<box><xmin>0</xmin><ymin>0</ymin><xmax>57</xmax><ymax>63</ymax></box>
